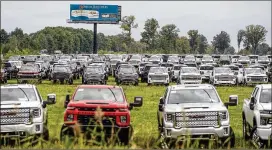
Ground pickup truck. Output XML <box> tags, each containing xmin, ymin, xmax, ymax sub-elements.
<box><xmin>0</xmin><ymin>84</ymin><xmax>56</xmax><ymax>144</ymax></box>
<box><xmin>242</xmin><ymin>84</ymin><xmax>272</xmax><ymax>148</ymax></box>
<box><xmin>157</xmin><ymin>84</ymin><xmax>237</xmax><ymax>148</ymax></box>
<box><xmin>60</xmin><ymin>85</ymin><xmax>143</xmax><ymax>145</ymax></box>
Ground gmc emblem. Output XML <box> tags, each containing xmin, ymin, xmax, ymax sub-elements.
<box><xmin>188</xmin><ymin>115</ymin><xmax>205</xmax><ymax>119</ymax></box>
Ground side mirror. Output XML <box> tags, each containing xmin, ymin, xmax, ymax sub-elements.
<box><xmin>224</xmin><ymin>95</ymin><xmax>238</xmax><ymax>109</ymax></box>
<box><xmin>159</xmin><ymin>97</ymin><xmax>164</xmax><ymax>111</ymax></box>
<box><xmin>249</xmin><ymin>97</ymin><xmax>255</xmax><ymax>110</ymax></box>
<box><xmin>64</xmin><ymin>95</ymin><xmax>70</xmax><ymax>108</ymax></box>
<box><xmin>42</xmin><ymin>101</ymin><xmax>47</xmax><ymax>108</ymax></box>
<box><xmin>129</xmin><ymin>96</ymin><xmax>143</xmax><ymax>109</ymax></box>
<box><xmin>46</xmin><ymin>93</ymin><xmax>56</xmax><ymax>104</ymax></box>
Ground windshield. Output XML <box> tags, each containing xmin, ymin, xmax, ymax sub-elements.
<box><xmin>215</xmin><ymin>68</ymin><xmax>232</xmax><ymax>74</ymax></box>
<box><xmin>239</xmin><ymin>56</ymin><xmax>249</xmax><ymax>60</ymax></box>
<box><xmin>168</xmin><ymin>89</ymin><xmax>220</xmax><ymax>104</ymax></box>
<box><xmin>182</xmin><ymin>67</ymin><xmax>199</xmax><ymax>73</ymax></box>
<box><xmin>86</xmin><ymin>67</ymin><xmax>103</xmax><ymax>73</ymax></box>
<box><xmin>131</xmin><ymin>55</ymin><xmax>141</xmax><ymax>60</ymax></box>
<box><xmin>1</xmin><ymin>88</ymin><xmax>37</xmax><ymax>101</ymax></box>
<box><xmin>4</xmin><ymin>63</ymin><xmax>12</xmax><ymax>67</ymax></box>
<box><xmin>173</xmin><ymin>66</ymin><xmax>184</xmax><ymax>70</ymax></box>
<box><xmin>184</xmin><ymin>56</ymin><xmax>195</xmax><ymax>61</ymax></box>
<box><xmin>202</xmin><ymin>56</ymin><xmax>213</xmax><ymax>61</ymax></box>
<box><xmin>260</xmin><ymin>89</ymin><xmax>271</xmax><ymax>103</ymax></box>
<box><xmin>60</xmin><ymin>56</ymin><xmax>70</xmax><ymax>60</ymax></box>
<box><xmin>120</xmin><ymin>67</ymin><xmax>135</xmax><ymax>73</ymax></box>
<box><xmin>20</xmin><ymin>65</ymin><xmax>39</xmax><ymax>72</ymax></box>
<box><xmin>200</xmin><ymin>66</ymin><xmax>214</xmax><ymax>70</ymax></box>
<box><xmin>54</xmin><ymin>66</ymin><xmax>69</xmax><ymax>72</ymax></box>
<box><xmin>245</xmin><ymin>68</ymin><xmax>264</xmax><ymax>74</ymax></box>
<box><xmin>73</xmin><ymin>88</ymin><xmax>124</xmax><ymax>102</ymax></box>
<box><xmin>258</xmin><ymin>56</ymin><xmax>268</xmax><ymax>61</ymax></box>
<box><xmin>149</xmin><ymin>67</ymin><xmax>167</xmax><ymax>73</ymax></box>
<box><xmin>220</xmin><ymin>56</ymin><xmax>229</xmax><ymax>60</ymax></box>
<box><xmin>227</xmin><ymin>66</ymin><xmax>239</xmax><ymax>71</ymax></box>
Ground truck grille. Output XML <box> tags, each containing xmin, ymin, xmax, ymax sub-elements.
<box><xmin>248</xmin><ymin>76</ymin><xmax>264</xmax><ymax>82</ymax></box>
<box><xmin>54</xmin><ymin>73</ymin><xmax>69</xmax><ymax>79</ymax></box>
<box><xmin>218</xmin><ymin>76</ymin><xmax>231</xmax><ymax>81</ymax></box>
<box><xmin>150</xmin><ymin>75</ymin><xmax>166</xmax><ymax>80</ymax></box>
<box><xmin>182</xmin><ymin>75</ymin><xmax>201</xmax><ymax>80</ymax></box>
<box><xmin>77</xmin><ymin>115</ymin><xmax>116</xmax><ymax>126</ymax></box>
<box><xmin>175</xmin><ymin>111</ymin><xmax>219</xmax><ymax>128</ymax></box>
<box><xmin>0</xmin><ymin>108</ymin><xmax>30</xmax><ymax>125</ymax></box>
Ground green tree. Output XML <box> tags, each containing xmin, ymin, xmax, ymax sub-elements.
<box><xmin>176</xmin><ymin>36</ymin><xmax>190</xmax><ymax>54</ymax></box>
<box><xmin>237</xmin><ymin>30</ymin><xmax>245</xmax><ymax>52</ymax></box>
<box><xmin>159</xmin><ymin>24</ymin><xmax>180</xmax><ymax>53</ymax></box>
<box><xmin>140</xmin><ymin>18</ymin><xmax>160</xmax><ymax>50</ymax></box>
<box><xmin>256</xmin><ymin>43</ymin><xmax>270</xmax><ymax>55</ymax></box>
<box><xmin>187</xmin><ymin>30</ymin><xmax>199</xmax><ymax>53</ymax></box>
<box><xmin>224</xmin><ymin>46</ymin><xmax>235</xmax><ymax>54</ymax></box>
<box><xmin>211</xmin><ymin>31</ymin><xmax>231</xmax><ymax>54</ymax></box>
<box><xmin>1</xmin><ymin>29</ymin><xmax>9</xmax><ymax>44</ymax></box>
<box><xmin>196</xmin><ymin>34</ymin><xmax>208</xmax><ymax>54</ymax></box>
<box><xmin>244</xmin><ymin>25</ymin><xmax>268</xmax><ymax>54</ymax></box>
<box><xmin>120</xmin><ymin>15</ymin><xmax>138</xmax><ymax>48</ymax></box>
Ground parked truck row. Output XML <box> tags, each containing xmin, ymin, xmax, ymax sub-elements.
<box><xmin>0</xmin><ymin>83</ymin><xmax>271</xmax><ymax>148</ymax></box>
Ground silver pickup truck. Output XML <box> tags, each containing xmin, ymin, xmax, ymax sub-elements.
<box><xmin>0</xmin><ymin>84</ymin><xmax>56</xmax><ymax>143</ymax></box>
<box><xmin>242</xmin><ymin>84</ymin><xmax>272</xmax><ymax>148</ymax></box>
<box><xmin>157</xmin><ymin>84</ymin><xmax>237</xmax><ymax>148</ymax></box>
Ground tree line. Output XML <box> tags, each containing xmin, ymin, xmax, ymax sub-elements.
<box><xmin>0</xmin><ymin>16</ymin><xmax>271</xmax><ymax>56</ymax></box>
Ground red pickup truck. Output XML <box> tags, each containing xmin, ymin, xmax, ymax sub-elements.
<box><xmin>60</xmin><ymin>85</ymin><xmax>143</xmax><ymax>145</ymax></box>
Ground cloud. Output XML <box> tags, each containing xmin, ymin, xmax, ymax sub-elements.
<box><xmin>1</xmin><ymin>1</ymin><xmax>271</xmax><ymax>50</ymax></box>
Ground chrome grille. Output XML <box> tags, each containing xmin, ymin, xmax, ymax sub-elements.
<box><xmin>175</xmin><ymin>111</ymin><xmax>219</xmax><ymax>128</ymax></box>
<box><xmin>150</xmin><ymin>75</ymin><xmax>166</xmax><ymax>80</ymax></box>
<box><xmin>182</xmin><ymin>75</ymin><xmax>201</xmax><ymax>80</ymax></box>
<box><xmin>218</xmin><ymin>76</ymin><xmax>231</xmax><ymax>81</ymax></box>
<box><xmin>249</xmin><ymin>76</ymin><xmax>264</xmax><ymax>81</ymax></box>
<box><xmin>0</xmin><ymin>108</ymin><xmax>30</xmax><ymax>125</ymax></box>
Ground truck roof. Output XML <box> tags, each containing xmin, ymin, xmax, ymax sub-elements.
<box><xmin>77</xmin><ymin>85</ymin><xmax>121</xmax><ymax>89</ymax></box>
<box><xmin>170</xmin><ymin>84</ymin><xmax>215</xmax><ymax>90</ymax></box>
<box><xmin>258</xmin><ymin>84</ymin><xmax>271</xmax><ymax>89</ymax></box>
<box><xmin>1</xmin><ymin>84</ymin><xmax>36</xmax><ymax>89</ymax></box>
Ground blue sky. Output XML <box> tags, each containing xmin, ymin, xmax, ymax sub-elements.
<box><xmin>1</xmin><ymin>1</ymin><xmax>271</xmax><ymax>51</ymax></box>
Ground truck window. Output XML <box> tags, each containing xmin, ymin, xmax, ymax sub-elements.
<box><xmin>253</xmin><ymin>87</ymin><xmax>259</xmax><ymax>103</ymax></box>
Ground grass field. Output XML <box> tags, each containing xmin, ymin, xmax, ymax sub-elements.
<box><xmin>2</xmin><ymin>77</ymin><xmax>258</xmax><ymax>149</ymax></box>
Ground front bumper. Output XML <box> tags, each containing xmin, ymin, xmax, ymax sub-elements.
<box><xmin>1</xmin><ymin>123</ymin><xmax>44</xmax><ymax>138</ymax></box>
<box><xmin>163</xmin><ymin>126</ymin><xmax>230</xmax><ymax>139</ymax></box>
<box><xmin>256</xmin><ymin>127</ymin><xmax>272</xmax><ymax>140</ymax></box>
<box><xmin>61</xmin><ymin>124</ymin><xmax>131</xmax><ymax>136</ymax></box>
<box><xmin>119</xmin><ymin>78</ymin><xmax>138</xmax><ymax>84</ymax></box>
<box><xmin>148</xmin><ymin>79</ymin><xmax>169</xmax><ymax>84</ymax></box>
<box><xmin>179</xmin><ymin>80</ymin><xmax>202</xmax><ymax>84</ymax></box>
<box><xmin>214</xmin><ymin>80</ymin><xmax>236</xmax><ymax>85</ymax></box>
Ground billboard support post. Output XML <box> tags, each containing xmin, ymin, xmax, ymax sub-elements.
<box><xmin>67</xmin><ymin>4</ymin><xmax>121</xmax><ymax>54</ymax></box>
<box><xmin>93</xmin><ymin>23</ymin><xmax>98</xmax><ymax>54</ymax></box>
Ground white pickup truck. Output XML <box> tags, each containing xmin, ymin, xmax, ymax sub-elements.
<box><xmin>242</xmin><ymin>84</ymin><xmax>272</xmax><ymax>148</ymax></box>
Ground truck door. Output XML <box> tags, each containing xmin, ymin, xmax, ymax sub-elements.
<box><xmin>248</xmin><ymin>87</ymin><xmax>259</xmax><ymax>127</ymax></box>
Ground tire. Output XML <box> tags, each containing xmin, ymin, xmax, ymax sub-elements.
<box><xmin>53</xmin><ymin>80</ymin><xmax>57</xmax><ymax>84</ymax></box>
<box><xmin>69</xmin><ymin>79</ymin><xmax>73</xmax><ymax>85</ymax></box>
<box><xmin>134</xmin><ymin>81</ymin><xmax>139</xmax><ymax>86</ymax></box>
<box><xmin>116</xmin><ymin>81</ymin><xmax>120</xmax><ymax>85</ymax></box>
<box><xmin>42</xmin><ymin>126</ymin><xmax>49</xmax><ymax>141</ymax></box>
<box><xmin>164</xmin><ymin>83</ymin><xmax>169</xmax><ymax>86</ymax></box>
<box><xmin>250</xmin><ymin>126</ymin><xmax>265</xmax><ymax>149</ymax></box>
<box><xmin>242</xmin><ymin>115</ymin><xmax>250</xmax><ymax>140</ymax></box>
<box><xmin>60</xmin><ymin>125</ymin><xmax>76</xmax><ymax>144</ymax></box>
<box><xmin>221</xmin><ymin>127</ymin><xmax>235</xmax><ymax>148</ymax></box>
<box><xmin>147</xmin><ymin>83</ymin><xmax>151</xmax><ymax>86</ymax></box>
<box><xmin>118</xmin><ymin>126</ymin><xmax>133</xmax><ymax>146</ymax></box>
<box><xmin>60</xmin><ymin>80</ymin><xmax>64</xmax><ymax>84</ymax></box>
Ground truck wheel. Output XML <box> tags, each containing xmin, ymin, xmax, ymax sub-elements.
<box><xmin>164</xmin><ymin>83</ymin><xmax>169</xmax><ymax>86</ymax></box>
<box><xmin>60</xmin><ymin>125</ymin><xmax>76</xmax><ymax>144</ymax></box>
<box><xmin>221</xmin><ymin>127</ymin><xmax>235</xmax><ymax>148</ymax></box>
<box><xmin>60</xmin><ymin>80</ymin><xmax>64</xmax><ymax>84</ymax></box>
<box><xmin>250</xmin><ymin>126</ymin><xmax>264</xmax><ymax>149</ymax></box>
<box><xmin>242</xmin><ymin>116</ymin><xmax>250</xmax><ymax>140</ymax></box>
<box><xmin>53</xmin><ymin>80</ymin><xmax>57</xmax><ymax>84</ymax></box>
<box><xmin>69</xmin><ymin>79</ymin><xmax>73</xmax><ymax>85</ymax></box>
<box><xmin>134</xmin><ymin>81</ymin><xmax>139</xmax><ymax>86</ymax></box>
<box><xmin>147</xmin><ymin>83</ymin><xmax>151</xmax><ymax>86</ymax></box>
<box><xmin>118</xmin><ymin>126</ymin><xmax>133</xmax><ymax>145</ymax></box>
<box><xmin>73</xmin><ymin>75</ymin><xmax>76</xmax><ymax>80</ymax></box>
<box><xmin>42</xmin><ymin>126</ymin><xmax>49</xmax><ymax>141</ymax></box>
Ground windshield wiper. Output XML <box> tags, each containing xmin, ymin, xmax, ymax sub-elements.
<box><xmin>107</xmin><ymin>88</ymin><xmax>118</xmax><ymax>102</ymax></box>
<box><xmin>18</xmin><ymin>87</ymin><xmax>30</xmax><ymax>101</ymax></box>
<box><xmin>203</xmin><ymin>89</ymin><xmax>214</xmax><ymax>103</ymax></box>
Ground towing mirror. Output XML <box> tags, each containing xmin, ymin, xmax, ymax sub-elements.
<box><xmin>224</xmin><ymin>95</ymin><xmax>238</xmax><ymax>109</ymax></box>
<box><xmin>159</xmin><ymin>97</ymin><xmax>164</xmax><ymax>111</ymax></box>
<box><xmin>130</xmin><ymin>96</ymin><xmax>143</xmax><ymax>109</ymax></box>
<box><xmin>249</xmin><ymin>97</ymin><xmax>255</xmax><ymax>110</ymax></box>
<box><xmin>64</xmin><ymin>94</ymin><xmax>70</xmax><ymax>108</ymax></box>
<box><xmin>46</xmin><ymin>93</ymin><xmax>56</xmax><ymax>104</ymax></box>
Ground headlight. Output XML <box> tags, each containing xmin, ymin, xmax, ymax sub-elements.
<box><xmin>66</xmin><ymin>114</ymin><xmax>74</xmax><ymax>121</ymax></box>
<box><xmin>165</xmin><ymin>113</ymin><xmax>174</xmax><ymax>122</ymax></box>
<box><xmin>32</xmin><ymin>108</ymin><xmax>41</xmax><ymax>118</ymax></box>
<box><xmin>219</xmin><ymin>111</ymin><xmax>228</xmax><ymax>120</ymax></box>
<box><xmin>260</xmin><ymin>110</ymin><xmax>272</xmax><ymax>114</ymax></box>
<box><xmin>120</xmin><ymin>116</ymin><xmax>127</xmax><ymax>123</ymax></box>
<box><xmin>260</xmin><ymin>117</ymin><xmax>268</xmax><ymax>125</ymax></box>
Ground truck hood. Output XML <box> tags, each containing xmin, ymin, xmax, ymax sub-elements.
<box><xmin>259</xmin><ymin>103</ymin><xmax>272</xmax><ymax>110</ymax></box>
<box><xmin>0</xmin><ymin>101</ymin><xmax>41</xmax><ymax>108</ymax></box>
<box><xmin>246</xmin><ymin>74</ymin><xmax>266</xmax><ymax>77</ymax></box>
<box><xmin>68</xmin><ymin>100</ymin><xmax>128</xmax><ymax>109</ymax></box>
<box><xmin>181</xmin><ymin>73</ymin><xmax>200</xmax><ymax>76</ymax></box>
<box><xmin>165</xmin><ymin>102</ymin><xmax>226</xmax><ymax>113</ymax></box>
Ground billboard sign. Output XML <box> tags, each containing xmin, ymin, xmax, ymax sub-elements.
<box><xmin>69</xmin><ymin>4</ymin><xmax>121</xmax><ymax>24</ymax></box>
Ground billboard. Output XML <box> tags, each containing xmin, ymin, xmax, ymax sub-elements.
<box><xmin>69</xmin><ymin>4</ymin><xmax>121</xmax><ymax>24</ymax></box>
